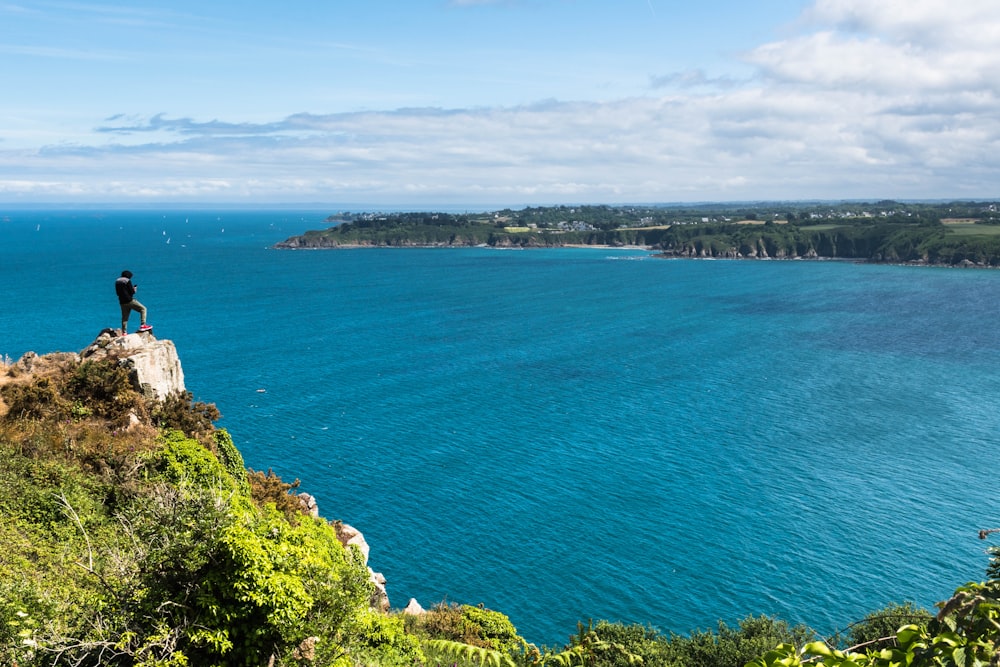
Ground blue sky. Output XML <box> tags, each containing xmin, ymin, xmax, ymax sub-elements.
<box><xmin>1</xmin><ymin>0</ymin><xmax>998</xmax><ymax>206</ymax></box>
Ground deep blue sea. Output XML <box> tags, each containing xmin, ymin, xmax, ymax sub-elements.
<box><xmin>3</xmin><ymin>209</ymin><xmax>1000</xmax><ymax>646</ymax></box>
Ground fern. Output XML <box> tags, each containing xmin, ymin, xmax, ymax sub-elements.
<box><xmin>420</xmin><ymin>629</ymin><xmax>644</xmax><ymax>667</ymax></box>
<box><xmin>423</xmin><ymin>638</ymin><xmax>517</xmax><ymax>667</ymax></box>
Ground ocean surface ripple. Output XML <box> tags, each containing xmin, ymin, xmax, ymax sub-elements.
<box><xmin>2</xmin><ymin>210</ymin><xmax>999</xmax><ymax>646</ymax></box>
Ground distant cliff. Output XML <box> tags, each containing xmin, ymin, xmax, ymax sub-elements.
<box><xmin>654</xmin><ymin>222</ymin><xmax>1000</xmax><ymax>266</ymax></box>
<box><xmin>273</xmin><ymin>220</ymin><xmax>673</xmax><ymax>249</ymax></box>
<box><xmin>274</xmin><ymin>207</ymin><xmax>1000</xmax><ymax>266</ymax></box>
<box><xmin>275</xmin><ymin>222</ymin><xmax>1000</xmax><ymax>265</ymax></box>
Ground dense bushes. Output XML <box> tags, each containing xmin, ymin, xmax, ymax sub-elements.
<box><xmin>840</xmin><ymin>601</ymin><xmax>932</xmax><ymax>650</ymax></box>
<box><xmin>0</xmin><ymin>424</ymin><xmax>420</xmax><ymax>666</ymax></box>
<box><xmin>405</xmin><ymin>602</ymin><xmax>526</xmax><ymax>654</ymax></box>
<box><xmin>0</xmin><ymin>355</ymin><xmax>421</xmax><ymax>666</ymax></box>
<box><xmin>248</xmin><ymin>466</ymin><xmax>307</xmax><ymax>524</ymax></box>
<box><xmin>152</xmin><ymin>389</ymin><xmax>221</xmax><ymax>441</ymax></box>
<box><xmin>66</xmin><ymin>359</ymin><xmax>146</xmax><ymax>423</ymax></box>
<box><xmin>749</xmin><ymin>586</ymin><xmax>1000</xmax><ymax>667</ymax></box>
<box><xmin>549</xmin><ymin>616</ymin><xmax>816</xmax><ymax>667</ymax></box>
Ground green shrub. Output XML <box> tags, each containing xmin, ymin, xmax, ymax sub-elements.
<box><xmin>151</xmin><ymin>390</ymin><xmax>220</xmax><ymax>441</ymax></box>
<box><xmin>215</xmin><ymin>428</ymin><xmax>250</xmax><ymax>495</ymax></box>
<box><xmin>586</xmin><ymin>621</ymin><xmax>673</xmax><ymax>667</ymax></box>
<box><xmin>843</xmin><ymin>602</ymin><xmax>932</xmax><ymax>650</ymax></box>
<box><xmin>1</xmin><ymin>376</ymin><xmax>70</xmax><ymax>422</ymax></box>
<box><xmin>338</xmin><ymin>608</ymin><xmax>423</xmax><ymax>667</ymax></box>
<box><xmin>460</xmin><ymin>604</ymin><xmax>526</xmax><ymax>654</ymax></box>
<box><xmin>194</xmin><ymin>502</ymin><xmax>377</xmax><ymax>665</ymax></box>
<box><xmin>154</xmin><ymin>429</ymin><xmax>237</xmax><ymax>491</ymax></box>
<box><xmin>407</xmin><ymin>602</ymin><xmax>527</xmax><ymax>654</ymax></box>
<box><xmin>248</xmin><ymin>467</ymin><xmax>306</xmax><ymax>524</ymax></box>
<box><xmin>663</xmin><ymin>615</ymin><xmax>814</xmax><ymax>667</ymax></box>
<box><xmin>749</xmin><ymin>580</ymin><xmax>1000</xmax><ymax>667</ymax></box>
<box><xmin>67</xmin><ymin>359</ymin><xmax>146</xmax><ymax>425</ymax></box>
<box><xmin>568</xmin><ymin>616</ymin><xmax>814</xmax><ymax>667</ymax></box>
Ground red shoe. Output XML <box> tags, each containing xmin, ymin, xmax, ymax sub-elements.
<box><xmin>138</xmin><ymin>324</ymin><xmax>152</xmax><ymax>332</ymax></box>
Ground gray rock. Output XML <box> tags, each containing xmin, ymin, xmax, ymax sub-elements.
<box><xmin>335</xmin><ymin>522</ymin><xmax>390</xmax><ymax>610</ymax></box>
<box><xmin>335</xmin><ymin>522</ymin><xmax>371</xmax><ymax>563</ymax></box>
<box><xmin>369</xmin><ymin>571</ymin><xmax>390</xmax><ymax>612</ymax></box>
<box><xmin>403</xmin><ymin>598</ymin><xmax>425</xmax><ymax>615</ymax></box>
<box><xmin>82</xmin><ymin>330</ymin><xmax>185</xmax><ymax>401</ymax></box>
<box><xmin>297</xmin><ymin>492</ymin><xmax>320</xmax><ymax>518</ymax></box>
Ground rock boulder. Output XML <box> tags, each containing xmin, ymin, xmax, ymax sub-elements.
<box><xmin>81</xmin><ymin>329</ymin><xmax>186</xmax><ymax>401</ymax></box>
<box><xmin>335</xmin><ymin>521</ymin><xmax>390</xmax><ymax>611</ymax></box>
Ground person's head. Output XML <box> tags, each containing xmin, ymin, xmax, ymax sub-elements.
<box><xmin>121</xmin><ymin>270</ymin><xmax>133</xmax><ymax>278</ymax></box>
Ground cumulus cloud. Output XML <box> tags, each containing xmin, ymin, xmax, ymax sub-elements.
<box><xmin>805</xmin><ymin>0</ymin><xmax>1000</xmax><ymax>44</ymax></box>
<box><xmin>765</xmin><ymin>0</ymin><xmax>1000</xmax><ymax>92</ymax></box>
<box><xmin>2</xmin><ymin>0</ymin><xmax>999</xmax><ymax>204</ymax></box>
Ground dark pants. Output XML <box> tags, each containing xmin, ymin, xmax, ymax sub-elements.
<box><xmin>120</xmin><ymin>299</ymin><xmax>146</xmax><ymax>332</ymax></box>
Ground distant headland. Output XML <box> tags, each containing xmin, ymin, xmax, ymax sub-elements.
<box><xmin>273</xmin><ymin>201</ymin><xmax>1000</xmax><ymax>266</ymax></box>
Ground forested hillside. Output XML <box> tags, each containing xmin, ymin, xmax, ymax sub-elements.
<box><xmin>274</xmin><ymin>202</ymin><xmax>1000</xmax><ymax>266</ymax></box>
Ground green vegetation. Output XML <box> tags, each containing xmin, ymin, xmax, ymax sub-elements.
<box><xmin>406</xmin><ymin>603</ymin><xmax>528</xmax><ymax>656</ymax></box>
<box><xmin>276</xmin><ymin>201</ymin><xmax>1000</xmax><ymax>265</ymax></box>
<box><xmin>0</xmin><ymin>354</ymin><xmax>416</xmax><ymax>666</ymax></box>
<box><xmin>2</xmin><ymin>347</ymin><xmax>999</xmax><ymax>666</ymax></box>
<box><xmin>749</xmin><ymin>577</ymin><xmax>1000</xmax><ymax>667</ymax></box>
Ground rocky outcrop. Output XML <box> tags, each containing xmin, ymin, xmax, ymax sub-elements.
<box><xmin>294</xmin><ymin>495</ymin><xmax>391</xmax><ymax>612</ymax></box>
<box><xmin>11</xmin><ymin>350</ymin><xmax>78</xmax><ymax>375</ymax></box>
<box><xmin>657</xmin><ymin>242</ymin><xmax>821</xmax><ymax>261</ymax></box>
<box><xmin>334</xmin><ymin>521</ymin><xmax>390</xmax><ymax>612</ymax></box>
<box><xmin>81</xmin><ymin>329</ymin><xmax>186</xmax><ymax>401</ymax></box>
<box><xmin>403</xmin><ymin>598</ymin><xmax>425</xmax><ymax>616</ymax></box>
<box><xmin>5</xmin><ymin>333</ymin><xmax>400</xmax><ymax>626</ymax></box>
<box><xmin>76</xmin><ymin>335</ymin><xmax>394</xmax><ymax>612</ymax></box>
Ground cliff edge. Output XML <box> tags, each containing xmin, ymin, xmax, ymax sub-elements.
<box><xmin>1</xmin><ymin>330</ymin><xmax>390</xmax><ymax>609</ymax></box>
<box><xmin>81</xmin><ymin>329</ymin><xmax>186</xmax><ymax>400</ymax></box>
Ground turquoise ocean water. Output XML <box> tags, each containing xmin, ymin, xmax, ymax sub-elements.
<box><xmin>2</xmin><ymin>209</ymin><xmax>1000</xmax><ymax>646</ymax></box>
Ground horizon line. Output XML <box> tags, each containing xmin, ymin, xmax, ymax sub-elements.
<box><xmin>2</xmin><ymin>197</ymin><xmax>999</xmax><ymax>212</ymax></box>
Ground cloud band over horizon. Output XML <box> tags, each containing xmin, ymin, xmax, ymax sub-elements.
<box><xmin>1</xmin><ymin>0</ymin><xmax>998</xmax><ymax>205</ymax></box>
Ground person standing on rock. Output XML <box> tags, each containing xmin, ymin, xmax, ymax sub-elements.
<box><xmin>115</xmin><ymin>270</ymin><xmax>151</xmax><ymax>335</ymax></box>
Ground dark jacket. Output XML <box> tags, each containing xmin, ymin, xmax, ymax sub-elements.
<box><xmin>115</xmin><ymin>276</ymin><xmax>136</xmax><ymax>304</ymax></box>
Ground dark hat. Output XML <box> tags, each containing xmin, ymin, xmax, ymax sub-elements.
<box><xmin>121</xmin><ymin>270</ymin><xmax>133</xmax><ymax>278</ymax></box>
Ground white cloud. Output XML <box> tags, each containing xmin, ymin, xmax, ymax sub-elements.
<box><xmin>805</xmin><ymin>0</ymin><xmax>999</xmax><ymax>44</ymax></box>
<box><xmin>2</xmin><ymin>0</ymin><xmax>1000</xmax><ymax>204</ymax></box>
<box><xmin>770</xmin><ymin>0</ymin><xmax>1000</xmax><ymax>93</ymax></box>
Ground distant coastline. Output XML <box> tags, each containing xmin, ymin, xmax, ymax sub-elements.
<box><xmin>272</xmin><ymin>201</ymin><xmax>1000</xmax><ymax>267</ymax></box>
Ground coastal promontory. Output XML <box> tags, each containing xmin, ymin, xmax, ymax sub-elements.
<box><xmin>274</xmin><ymin>201</ymin><xmax>1000</xmax><ymax>266</ymax></box>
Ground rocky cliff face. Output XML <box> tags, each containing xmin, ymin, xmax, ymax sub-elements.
<box><xmin>656</xmin><ymin>239</ymin><xmax>821</xmax><ymax>260</ymax></box>
<box><xmin>81</xmin><ymin>329</ymin><xmax>186</xmax><ymax>400</ymax></box>
<box><xmin>298</xmin><ymin>492</ymin><xmax>392</xmax><ymax>611</ymax></box>
<box><xmin>6</xmin><ymin>330</ymin><xmax>186</xmax><ymax>404</ymax></box>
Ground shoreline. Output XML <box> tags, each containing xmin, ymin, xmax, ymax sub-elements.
<box><xmin>274</xmin><ymin>242</ymin><xmax>998</xmax><ymax>267</ymax></box>
<box><xmin>273</xmin><ymin>241</ymin><xmax>655</xmax><ymax>251</ymax></box>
